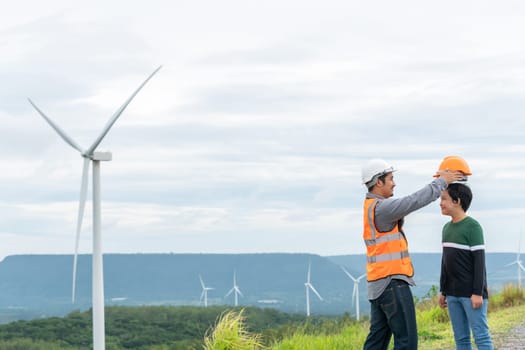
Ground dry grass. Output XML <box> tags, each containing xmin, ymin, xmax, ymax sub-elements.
<box><xmin>204</xmin><ymin>309</ymin><xmax>265</xmax><ymax>350</ymax></box>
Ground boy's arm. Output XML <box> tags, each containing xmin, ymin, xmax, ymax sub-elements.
<box><xmin>439</xmin><ymin>254</ymin><xmax>447</xmax><ymax>308</ymax></box>
<box><xmin>439</xmin><ymin>254</ymin><xmax>446</xmax><ymax>295</ymax></box>
<box><xmin>471</xmin><ymin>222</ymin><xmax>486</xmax><ymax>298</ymax></box>
<box><xmin>472</xmin><ymin>249</ymin><xmax>486</xmax><ymax>296</ymax></box>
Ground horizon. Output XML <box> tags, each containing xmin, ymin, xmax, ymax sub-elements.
<box><xmin>0</xmin><ymin>250</ymin><xmax>519</xmax><ymax>260</ymax></box>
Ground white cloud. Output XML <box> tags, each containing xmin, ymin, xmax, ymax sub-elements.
<box><xmin>1</xmin><ymin>1</ymin><xmax>525</xmax><ymax>259</ymax></box>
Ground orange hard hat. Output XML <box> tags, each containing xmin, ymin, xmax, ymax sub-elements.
<box><xmin>434</xmin><ymin>156</ymin><xmax>472</xmax><ymax>177</ymax></box>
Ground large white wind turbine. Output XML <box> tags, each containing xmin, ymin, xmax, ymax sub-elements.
<box><xmin>341</xmin><ymin>266</ymin><xmax>366</xmax><ymax>321</ymax></box>
<box><xmin>506</xmin><ymin>232</ymin><xmax>525</xmax><ymax>289</ymax></box>
<box><xmin>225</xmin><ymin>270</ymin><xmax>243</xmax><ymax>306</ymax></box>
<box><xmin>304</xmin><ymin>263</ymin><xmax>323</xmax><ymax>317</ymax></box>
<box><xmin>28</xmin><ymin>66</ymin><xmax>161</xmax><ymax>350</ymax></box>
<box><xmin>199</xmin><ymin>275</ymin><xmax>214</xmax><ymax>307</ymax></box>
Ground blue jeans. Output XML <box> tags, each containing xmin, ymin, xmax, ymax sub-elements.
<box><xmin>363</xmin><ymin>279</ymin><xmax>417</xmax><ymax>350</ymax></box>
<box><xmin>446</xmin><ymin>296</ymin><xmax>493</xmax><ymax>350</ymax></box>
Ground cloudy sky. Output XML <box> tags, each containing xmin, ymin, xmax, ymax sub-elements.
<box><xmin>1</xmin><ymin>0</ymin><xmax>525</xmax><ymax>260</ymax></box>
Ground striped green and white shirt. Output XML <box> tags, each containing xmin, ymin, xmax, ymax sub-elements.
<box><xmin>440</xmin><ymin>216</ymin><xmax>488</xmax><ymax>298</ymax></box>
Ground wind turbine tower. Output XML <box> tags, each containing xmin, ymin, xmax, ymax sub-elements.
<box><xmin>199</xmin><ymin>275</ymin><xmax>214</xmax><ymax>307</ymax></box>
<box><xmin>304</xmin><ymin>263</ymin><xmax>323</xmax><ymax>317</ymax></box>
<box><xmin>341</xmin><ymin>266</ymin><xmax>366</xmax><ymax>321</ymax></box>
<box><xmin>225</xmin><ymin>270</ymin><xmax>243</xmax><ymax>306</ymax></box>
<box><xmin>28</xmin><ymin>66</ymin><xmax>161</xmax><ymax>350</ymax></box>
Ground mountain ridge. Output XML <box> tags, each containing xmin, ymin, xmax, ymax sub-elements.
<box><xmin>0</xmin><ymin>252</ymin><xmax>519</xmax><ymax>323</ymax></box>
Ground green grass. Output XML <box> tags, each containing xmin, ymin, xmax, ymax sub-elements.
<box><xmin>207</xmin><ymin>285</ymin><xmax>525</xmax><ymax>350</ymax></box>
<box><xmin>270</xmin><ymin>322</ymin><xmax>369</xmax><ymax>350</ymax></box>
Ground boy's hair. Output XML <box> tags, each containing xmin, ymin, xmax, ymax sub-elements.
<box><xmin>446</xmin><ymin>183</ymin><xmax>472</xmax><ymax>212</ymax></box>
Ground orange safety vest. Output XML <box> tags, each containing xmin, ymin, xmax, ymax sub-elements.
<box><xmin>363</xmin><ymin>198</ymin><xmax>414</xmax><ymax>282</ymax></box>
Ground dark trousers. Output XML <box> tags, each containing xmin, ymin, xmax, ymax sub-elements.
<box><xmin>363</xmin><ymin>279</ymin><xmax>418</xmax><ymax>350</ymax></box>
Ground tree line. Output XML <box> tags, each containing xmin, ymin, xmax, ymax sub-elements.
<box><xmin>0</xmin><ymin>305</ymin><xmax>342</xmax><ymax>349</ymax></box>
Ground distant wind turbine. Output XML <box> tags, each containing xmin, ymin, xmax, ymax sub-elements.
<box><xmin>28</xmin><ymin>66</ymin><xmax>161</xmax><ymax>350</ymax></box>
<box><xmin>341</xmin><ymin>266</ymin><xmax>366</xmax><ymax>321</ymax></box>
<box><xmin>225</xmin><ymin>270</ymin><xmax>243</xmax><ymax>306</ymax></box>
<box><xmin>506</xmin><ymin>232</ymin><xmax>525</xmax><ymax>289</ymax></box>
<box><xmin>199</xmin><ymin>275</ymin><xmax>214</xmax><ymax>307</ymax></box>
<box><xmin>304</xmin><ymin>263</ymin><xmax>323</xmax><ymax>317</ymax></box>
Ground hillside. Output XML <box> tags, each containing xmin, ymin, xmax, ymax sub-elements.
<box><xmin>0</xmin><ymin>253</ymin><xmax>356</xmax><ymax>321</ymax></box>
<box><xmin>0</xmin><ymin>252</ymin><xmax>518</xmax><ymax>323</ymax></box>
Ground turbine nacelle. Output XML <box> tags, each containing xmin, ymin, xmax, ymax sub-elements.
<box><xmin>86</xmin><ymin>152</ymin><xmax>112</xmax><ymax>162</ymax></box>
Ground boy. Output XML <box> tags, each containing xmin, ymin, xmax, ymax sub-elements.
<box><xmin>438</xmin><ymin>183</ymin><xmax>493</xmax><ymax>350</ymax></box>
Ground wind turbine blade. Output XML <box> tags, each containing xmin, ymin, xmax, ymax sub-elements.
<box><xmin>236</xmin><ymin>287</ymin><xmax>244</xmax><ymax>298</ymax></box>
<box><xmin>357</xmin><ymin>273</ymin><xmax>367</xmax><ymax>281</ymax></box>
<box><xmin>307</xmin><ymin>263</ymin><xmax>311</xmax><ymax>283</ymax></box>
<box><xmin>28</xmin><ymin>98</ymin><xmax>84</xmax><ymax>153</ymax></box>
<box><xmin>200</xmin><ymin>290</ymin><xmax>205</xmax><ymax>302</ymax></box>
<box><xmin>341</xmin><ymin>266</ymin><xmax>357</xmax><ymax>281</ymax></box>
<box><xmin>71</xmin><ymin>158</ymin><xmax>90</xmax><ymax>303</ymax></box>
<box><xmin>199</xmin><ymin>275</ymin><xmax>205</xmax><ymax>289</ymax></box>
<box><xmin>518</xmin><ymin>261</ymin><xmax>525</xmax><ymax>272</ymax></box>
<box><xmin>85</xmin><ymin>66</ymin><xmax>162</xmax><ymax>155</ymax></box>
<box><xmin>505</xmin><ymin>261</ymin><xmax>518</xmax><ymax>267</ymax></box>
<box><xmin>309</xmin><ymin>284</ymin><xmax>323</xmax><ymax>301</ymax></box>
<box><xmin>225</xmin><ymin>288</ymin><xmax>234</xmax><ymax>297</ymax></box>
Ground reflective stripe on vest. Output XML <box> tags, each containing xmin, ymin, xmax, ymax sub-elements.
<box><xmin>363</xmin><ymin>198</ymin><xmax>414</xmax><ymax>281</ymax></box>
<box><xmin>367</xmin><ymin>250</ymin><xmax>410</xmax><ymax>263</ymax></box>
<box><xmin>364</xmin><ymin>232</ymin><xmax>404</xmax><ymax>246</ymax></box>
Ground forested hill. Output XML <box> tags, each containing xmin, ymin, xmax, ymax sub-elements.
<box><xmin>0</xmin><ymin>252</ymin><xmax>518</xmax><ymax>322</ymax></box>
<box><xmin>0</xmin><ymin>253</ymin><xmax>357</xmax><ymax>319</ymax></box>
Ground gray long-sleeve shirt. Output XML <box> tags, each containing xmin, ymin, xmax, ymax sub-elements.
<box><xmin>365</xmin><ymin>177</ymin><xmax>448</xmax><ymax>300</ymax></box>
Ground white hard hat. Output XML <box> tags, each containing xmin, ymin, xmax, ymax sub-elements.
<box><xmin>361</xmin><ymin>159</ymin><xmax>395</xmax><ymax>186</ymax></box>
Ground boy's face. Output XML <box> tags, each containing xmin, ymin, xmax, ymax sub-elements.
<box><xmin>440</xmin><ymin>189</ymin><xmax>460</xmax><ymax>216</ymax></box>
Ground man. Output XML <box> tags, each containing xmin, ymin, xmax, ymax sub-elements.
<box><xmin>438</xmin><ymin>183</ymin><xmax>493</xmax><ymax>349</ymax></box>
<box><xmin>361</xmin><ymin>158</ymin><xmax>463</xmax><ymax>350</ymax></box>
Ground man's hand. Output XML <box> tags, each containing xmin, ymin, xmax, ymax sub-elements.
<box><xmin>471</xmin><ymin>294</ymin><xmax>483</xmax><ymax>309</ymax></box>
<box><xmin>438</xmin><ymin>293</ymin><xmax>447</xmax><ymax>309</ymax></box>
<box><xmin>436</xmin><ymin>170</ymin><xmax>465</xmax><ymax>184</ymax></box>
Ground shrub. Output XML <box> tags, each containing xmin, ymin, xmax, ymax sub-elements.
<box><xmin>416</xmin><ymin>285</ymin><xmax>440</xmax><ymax>311</ymax></box>
<box><xmin>204</xmin><ymin>310</ymin><xmax>265</xmax><ymax>350</ymax></box>
<box><xmin>417</xmin><ymin>305</ymin><xmax>449</xmax><ymax>325</ymax></box>
<box><xmin>489</xmin><ymin>284</ymin><xmax>525</xmax><ymax>310</ymax></box>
